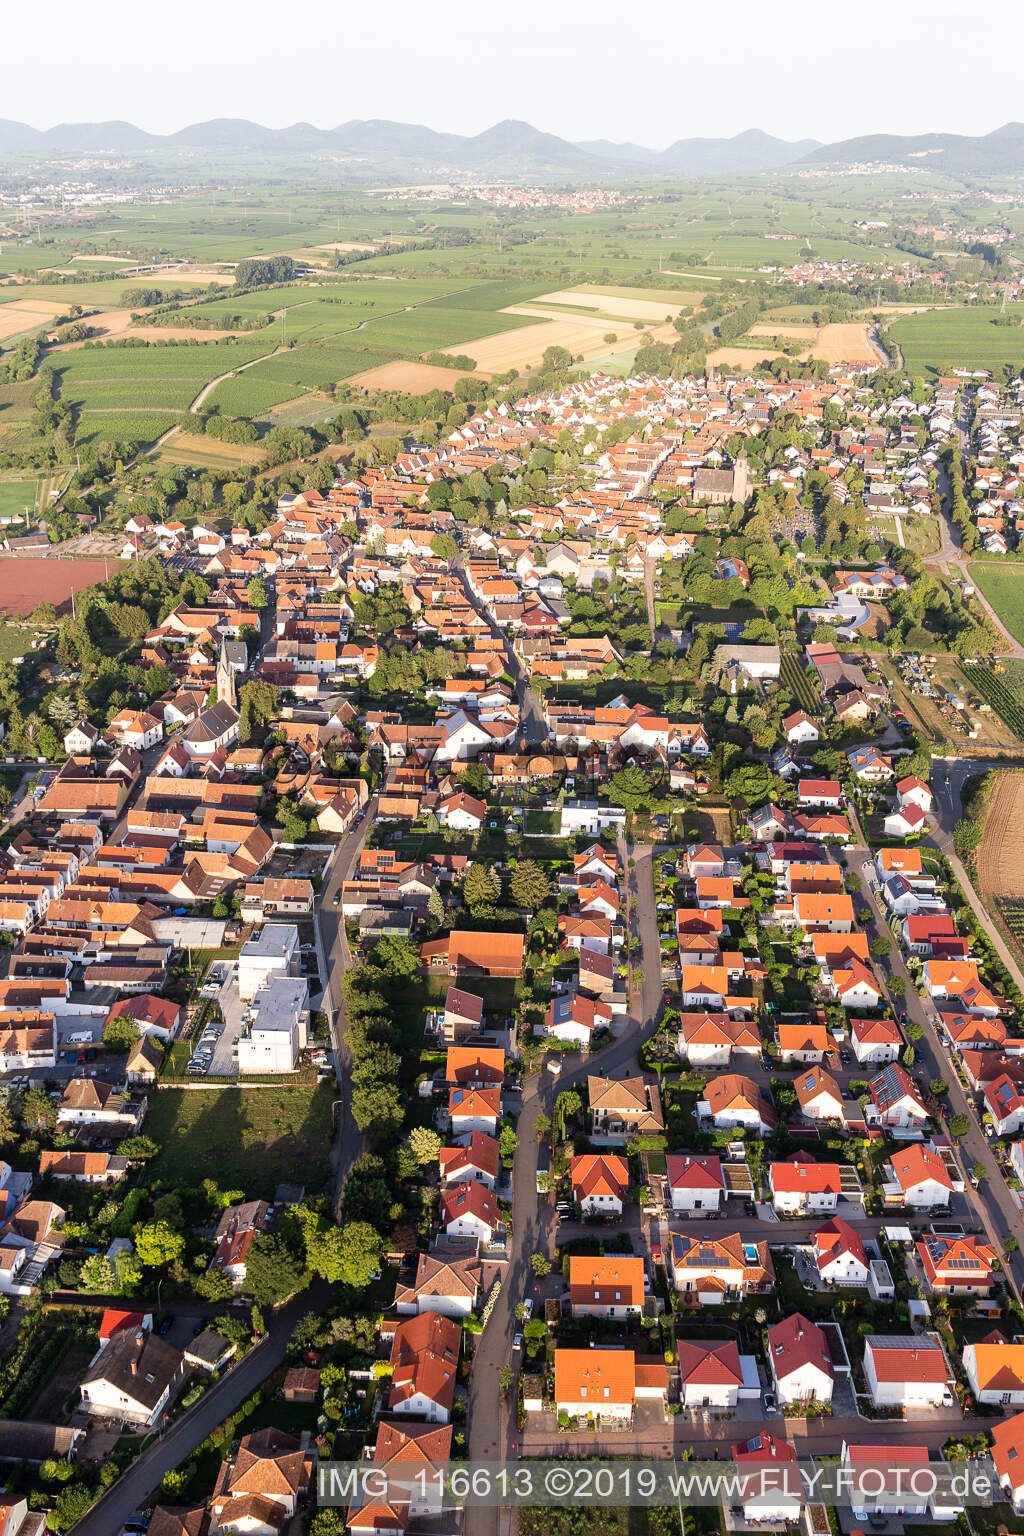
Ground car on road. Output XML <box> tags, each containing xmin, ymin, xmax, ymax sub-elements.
<box><xmin>651</xmin><ymin>1244</ymin><xmax>662</xmax><ymax>1265</ymax></box>
<box><xmin>513</xmin><ymin>1333</ymin><xmax>523</xmax><ymax>1350</ymax></box>
<box><xmin>522</xmin><ymin>1298</ymin><xmax>534</xmax><ymax>1319</ymax></box>
<box><xmin>157</xmin><ymin>1315</ymin><xmax>173</xmax><ymax>1336</ymax></box>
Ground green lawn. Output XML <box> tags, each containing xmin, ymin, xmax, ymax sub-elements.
<box><xmin>144</xmin><ymin>1083</ymin><xmax>334</xmax><ymax>1198</ymax></box>
<box><xmin>0</xmin><ymin>479</ymin><xmax>42</xmax><ymax>523</ymax></box>
<box><xmin>969</xmin><ymin>562</ymin><xmax>1024</xmax><ymax>644</ymax></box>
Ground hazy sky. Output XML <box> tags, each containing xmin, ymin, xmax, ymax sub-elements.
<box><xmin>8</xmin><ymin>0</ymin><xmax>1020</xmax><ymax>147</ymax></box>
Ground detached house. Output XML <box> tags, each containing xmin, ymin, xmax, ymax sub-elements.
<box><xmin>80</xmin><ymin>1327</ymin><xmax>186</xmax><ymax>1427</ymax></box>
<box><xmin>863</xmin><ymin>1334</ymin><xmax>953</xmax><ymax>1409</ymax></box>
<box><xmin>918</xmin><ymin>1234</ymin><xmax>995</xmax><ymax>1296</ymax></box>
<box><xmin>868</xmin><ymin>1063</ymin><xmax>928</xmax><ymax>1129</ymax></box>
<box><xmin>814</xmin><ymin>1218</ymin><xmax>869</xmax><ymax>1287</ymax></box>
<box><xmin>888</xmin><ymin>1144</ymin><xmax>953</xmax><ymax>1209</ymax></box>
<box><xmin>769</xmin><ymin>1159</ymin><xmax>841</xmax><ymax>1215</ymax></box>
<box><xmin>387</xmin><ymin>1312</ymin><xmax>461</xmax><ymax>1424</ymax></box>
<box><xmin>669</xmin><ymin>1232</ymin><xmax>773</xmax><ymax>1304</ymax></box>
<box><xmin>665</xmin><ymin>1153</ymin><xmax>724</xmax><ymax>1215</ymax></box>
<box><xmin>569</xmin><ymin>1255</ymin><xmax>645</xmax><ymax>1319</ymax></box>
<box><xmin>767</xmin><ymin>1313</ymin><xmax>833</xmax><ymax>1405</ymax></box>
<box><xmin>571</xmin><ymin>1154</ymin><xmax>630</xmax><ymax>1216</ymax></box>
<box><xmin>587</xmin><ymin>1075</ymin><xmax>663</xmax><ymax>1140</ymax></box>
<box><xmin>678</xmin><ymin>1339</ymin><xmax>755</xmax><ymax>1410</ymax></box>
<box><xmin>698</xmin><ymin>1073</ymin><xmax>777</xmax><ymax>1136</ymax></box>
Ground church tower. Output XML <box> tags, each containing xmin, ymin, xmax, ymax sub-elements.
<box><xmin>217</xmin><ymin>636</ymin><xmax>236</xmax><ymax>710</ymax></box>
<box><xmin>732</xmin><ymin>453</ymin><xmax>750</xmax><ymax>505</ymax></box>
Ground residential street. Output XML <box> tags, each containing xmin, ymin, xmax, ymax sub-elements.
<box><xmin>455</xmin><ymin>557</ymin><xmax>547</xmax><ymax>744</ymax></box>
<box><xmin>69</xmin><ymin>1283</ymin><xmax>325</xmax><ymax>1536</ymax></box>
<box><xmin>465</xmin><ymin>837</ymin><xmax>665</xmax><ymax>1536</ymax></box>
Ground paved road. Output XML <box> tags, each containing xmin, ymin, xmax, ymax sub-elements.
<box><xmin>455</xmin><ymin>559</ymin><xmax>546</xmax><ymax>746</ymax></box>
<box><xmin>465</xmin><ymin>837</ymin><xmax>665</xmax><ymax>1536</ymax></box>
<box><xmin>927</xmin><ymin>398</ymin><xmax>1024</xmax><ymax>657</ymax></box>
<box><xmin>522</xmin><ymin>1410</ymin><xmax>993</xmax><ymax>1459</ymax></box>
<box><xmin>70</xmin><ymin>1284</ymin><xmax>322</xmax><ymax>1535</ymax></box>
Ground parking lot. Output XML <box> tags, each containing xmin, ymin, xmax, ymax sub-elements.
<box><xmin>187</xmin><ymin>964</ymin><xmax>241</xmax><ymax>1078</ymax></box>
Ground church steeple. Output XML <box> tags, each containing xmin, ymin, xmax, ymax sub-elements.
<box><xmin>217</xmin><ymin>635</ymin><xmax>236</xmax><ymax>709</ymax></box>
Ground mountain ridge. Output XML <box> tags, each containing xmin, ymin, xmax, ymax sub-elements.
<box><xmin>0</xmin><ymin>115</ymin><xmax>1019</xmax><ymax>177</ymax></box>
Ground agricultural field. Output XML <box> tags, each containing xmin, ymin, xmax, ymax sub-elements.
<box><xmin>150</xmin><ymin>429</ymin><xmax>267</xmax><ymax>470</ymax></box>
<box><xmin>978</xmin><ymin>774</ymin><xmax>1024</xmax><ymax>900</ymax></box>
<box><xmin>964</xmin><ymin>662</ymin><xmax>1024</xmax><ymax>741</ymax></box>
<box><xmin>203</xmin><ymin>374</ymin><xmax>308</xmax><ymax>418</ymax></box>
<box><xmin>48</xmin><ymin>338</ymin><xmax>272</xmax><ymax>445</ymax></box>
<box><xmin>0</xmin><ymin>557</ymin><xmax>113</xmax><ymax>617</ymax></box>
<box><xmin>779</xmin><ymin>651</ymin><xmax>821</xmax><ymax>712</ymax></box>
<box><xmin>76</xmin><ymin>411</ymin><xmax>182</xmax><ymax>445</ymax></box>
<box><xmin>968</xmin><ymin>562</ymin><xmax>1024</xmax><ymax>645</ymax></box>
<box><xmin>888</xmin><ymin>306</ymin><xmax>1024</xmax><ymax>377</ymax></box>
<box><xmin>347</xmin><ymin>359</ymin><xmax>475</xmax><ymax>393</ymax></box>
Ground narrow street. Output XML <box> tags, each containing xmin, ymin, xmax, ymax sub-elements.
<box><xmin>464</xmin><ymin>835</ymin><xmax>665</xmax><ymax>1536</ymax></box>
<box><xmin>69</xmin><ymin>1284</ymin><xmax>325</xmax><ymax>1536</ymax></box>
<box><xmin>454</xmin><ymin>558</ymin><xmax>546</xmax><ymax>744</ymax></box>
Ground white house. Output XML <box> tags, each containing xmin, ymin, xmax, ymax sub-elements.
<box><xmin>437</xmin><ymin>792</ymin><xmax>486</xmax><ymax>832</ymax></box>
<box><xmin>984</xmin><ymin>1074</ymin><xmax>1024</xmax><ymax>1137</ymax></box>
<box><xmin>769</xmin><ymin>1160</ymin><xmax>841</xmax><ymax>1215</ymax></box>
<box><xmin>678</xmin><ymin>1339</ymin><xmax>753</xmax><ymax>1410</ymax></box>
<box><xmin>863</xmin><ymin>1335</ymin><xmax>953</xmax><ymax>1409</ymax></box>
<box><xmin>896</xmin><ymin>775</ymin><xmax>933</xmax><ymax>812</ymax></box>
<box><xmin>665</xmin><ymin>1153</ymin><xmax>724</xmax><ymax>1215</ymax></box>
<box><xmin>889</xmin><ymin>1145</ymin><xmax>953</xmax><ymax>1209</ymax></box>
<box><xmin>963</xmin><ymin>1335</ymin><xmax>1024</xmax><ymax>1406</ymax></box>
<box><xmin>237</xmin><ymin>923</ymin><xmax>299</xmax><ymax>1001</ymax></box>
<box><xmin>851</xmin><ymin>1017</ymin><xmax>901</xmax><ymax>1066</ymax></box>
<box><xmin>814</xmin><ymin>1218</ymin><xmax>870</xmax><ymax>1287</ymax></box>
<box><xmin>237</xmin><ymin>974</ymin><xmax>308</xmax><ymax>1074</ymax></box>
<box><xmin>767</xmin><ymin>1313</ymin><xmax>834</xmax><ymax>1405</ymax></box>
<box><xmin>571</xmin><ymin>1154</ymin><xmax>629</xmax><ymax>1217</ymax></box>
<box><xmin>64</xmin><ymin>721</ymin><xmax>99</xmax><ymax>755</ymax></box>
<box><xmin>439</xmin><ymin>1181</ymin><xmax>497</xmax><ymax>1243</ymax></box>
<box><xmin>80</xmin><ymin>1329</ymin><xmax>185</xmax><ymax>1427</ymax></box>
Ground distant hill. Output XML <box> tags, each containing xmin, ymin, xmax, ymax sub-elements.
<box><xmin>0</xmin><ymin>115</ymin><xmax>1021</xmax><ymax>180</ymax></box>
<box><xmin>799</xmin><ymin>122</ymin><xmax>1024</xmax><ymax>176</ymax></box>
<box><xmin>657</xmin><ymin>129</ymin><xmax>820</xmax><ymax>174</ymax></box>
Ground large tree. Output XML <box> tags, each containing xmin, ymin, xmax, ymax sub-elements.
<box><xmin>463</xmin><ymin>862</ymin><xmax>500</xmax><ymax>913</ymax></box>
<box><xmin>133</xmin><ymin>1221</ymin><xmax>185</xmax><ymax>1269</ymax></box>
<box><xmin>245</xmin><ymin>1231</ymin><xmax>308</xmax><ymax>1307</ymax></box>
<box><xmin>509</xmin><ymin>859</ymin><xmax>550</xmax><ymax>911</ymax></box>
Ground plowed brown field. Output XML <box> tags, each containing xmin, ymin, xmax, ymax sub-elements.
<box><xmin>0</xmin><ymin>557</ymin><xmax>112</xmax><ymax>616</ymax></box>
<box><xmin>977</xmin><ymin>774</ymin><xmax>1024</xmax><ymax>898</ymax></box>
